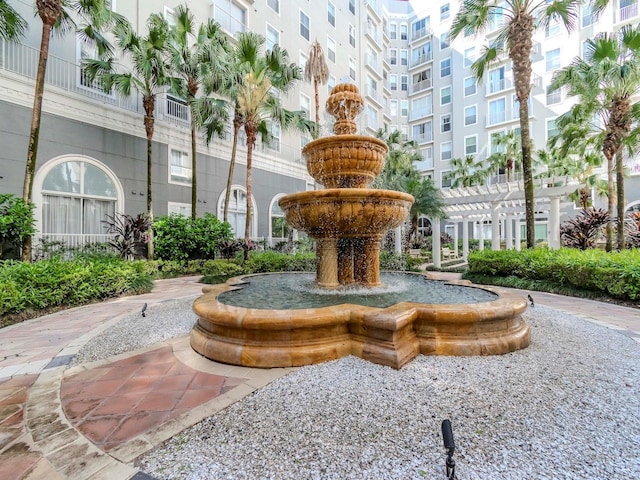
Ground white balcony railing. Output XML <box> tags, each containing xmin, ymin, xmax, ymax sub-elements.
<box><xmin>486</xmin><ymin>77</ymin><xmax>514</xmax><ymax>95</ymax></box>
<box><xmin>413</xmin><ymin>131</ymin><xmax>432</xmax><ymax>144</ymax></box>
<box><xmin>410</xmin><ymin>52</ymin><xmax>432</xmax><ymax>68</ymax></box>
<box><xmin>616</xmin><ymin>2</ymin><xmax>639</xmax><ymax>22</ymax></box>
<box><xmin>411</xmin><ymin>78</ymin><xmax>432</xmax><ymax>94</ymax></box>
<box><xmin>411</xmin><ymin>26</ymin><xmax>431</xmax><ymax>42</ymax></box>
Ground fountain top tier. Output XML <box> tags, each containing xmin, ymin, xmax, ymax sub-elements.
<box><xmin>302</xmin><ymin>84</ymin><xmax>389</xmax><ymax>189</ymax></box>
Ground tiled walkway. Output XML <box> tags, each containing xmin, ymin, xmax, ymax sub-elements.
<box><xmin>0</xmin><ymin>273</ymin><xmax>637</xmax><ymax>479</ymax></box>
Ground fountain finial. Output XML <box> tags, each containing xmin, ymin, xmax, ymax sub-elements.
<box><xmin>326</xmin><ymin>84</ymin><xmax>364</xmax><ymax>135</ymax></box>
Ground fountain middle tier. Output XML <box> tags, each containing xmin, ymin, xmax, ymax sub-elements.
<box><xmin>279</xmin><ymin>189</ymin><xmax>413</xmax><ymax>288</ymax></box>
<box><xmin>278</xmin><ymin>188</ymin><xmax>413</xmax><ymax>237</ymax></box>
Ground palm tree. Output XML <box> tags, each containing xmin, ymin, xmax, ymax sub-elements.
<box><xmin>374</xmin><ymin>129</ymin><xmax>445</xmax><ymax>244</ymax></box>
<box><xmin>486</xmin><ymin>130</ymin><xmax>522</xmax><ymax>183</ymax></box>
<box><xmin>166</xmin><ymin>4</ymin><xmax>230</xmax><ymax>220</ymax></box>
<box><xmin>21</xmin><ymin>0</ymin><xmax>124</xmax><ymax>261</ymax></box>
<box><xmin>551</xmin><ymin>24</ymin><xmax>640</xmax><ymax>250</ymax></box>
<box><xmin>0</xmin><ymin>1</ymin><xmax>27</xmax><ymax>41</ymax></box>
<box><xmin>450</xmin><ymin>155</ymin><xmax>486</xmax><ymax>188</ymax></box>
<box><xmin>304</xmin><ymin>39</ymin><xmax>329</xmax><ymax>139</ymax></box>
<box><xmin>83</xmin><ymin>14</ymin><xmax>173</xmax><ymax>260</ymax></box>
<box><xmin>451</xmin><ymin>0</ymin><xmax>610</xmax><ymax>249</ymax></box>
<box><xmin>235</xmin><ymin>37</ymin><xmax>313</xmax><ymax>257</ymax></box>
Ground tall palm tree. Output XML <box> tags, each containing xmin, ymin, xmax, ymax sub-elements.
<box><xmin>235</xmin><ymin>37</ymin><xmax>313</xmax><ymax>257</ymax></box>
<box><xmin>551</xmin><ymin>24</ymin><xmax>640</xmax><ymax>250</ymax></box>
<box><xmin>304</xmin><ymin>39</ymin><xmax>329</xmax><ymax>139</ymax></box>
<box><xmin>450</xmin><ymin>155</ymin><xmax>486</xmax><ymax>188</ymax></box>
<box><xmin>83</xmin><ymin>14</ymin><xmax>173</xmax><ymax>260</ymax></box>
<box><xmin>451</xmin><ymin>0</ymin><xmax>610</xmax><ymax>249</ymax></box>
<box><xmin>21</xmin><ymin>0</ymin><xmax>124</xmax><ymax>261</ymax></box>
<box><xmin>0</xmin><ymin>1</ymin><xmax>27</xmax><ymax>41</ymax></box>
<box><xmin>166</xmin><ymin>4</ymin><xmax>230</xmax><ymax>220</ymax></box>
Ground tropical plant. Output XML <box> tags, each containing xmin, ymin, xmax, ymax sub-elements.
<box><xmin>486</xmin><ymin>130</ymin><xmax>522</xmax><ymax>183</ymax></box>
<box><xmin>234</xmin><ymin>34</ymin><xmax>314</xmax><ymax>257</ymax></box>
<box><xmin>0</xmin><ymin>0</ymin><xmax>27</xmax><ymax>41</ymax></box>
<box><xmin>451</xmin><ymin>0</ymin><xmax>610</xmax><ymax>249</ymax></box>
<box><xmin>560</xmin><ymin>208</ymin><xmax>611</xmax><ymax>250</ymax></box>
<box><xmin>0</xmin><ymin>194</ymin><xmax>35</xmax><ymax>260</ymax></box>
<box><xmin>21</xmin><ymin>0</ymin><xmax>125</xmax><ymax>261</ymax></box>
<box><xmin>304</xmin><ymin>39</ymin><xmax>329</xmax><ymax>139</ymax></box>
<box><xmin>83</xmin><ymin>14</ymin><xmax>173</xmax><ymax>260</ymax></box>
<box><xmin>551</xmin><ymin>24</ymin><xmax>640</xmax><ymax>250</ymax></box>
<box><xmin>166</xmin><ymin>4</ymin><xmax>230</xmax><ymax>219</ymax></box>
<box><xmin>102</xmin><ymin>212</ymin><xmax>150</xmax><ymax>260</ymax></box>
<box><xmin>450</xmin><ymin>155</ymin><xmax>486</xmax><ymax>188</ymax></box>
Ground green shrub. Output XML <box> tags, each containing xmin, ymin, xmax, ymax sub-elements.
<box><xmin>244</xmin><ymin>251</ymin><xmax>316</xmax><ymax>273</ymax></box>
<box><xmin>0</xmin><ymin>255</ymin><xmax>153</xmax><ymax>323</ymax></box>
<box><xmin>466</xmin><ymin>248</ymin><xmax>640</xmax><ymax>300</ymax></box>
<box><xmin>201</xmin><ymin>260</ymin><xmax>244</xmax><ymax>284</ymax></box>
<box><xmin>154</xmin><ymin>213</ymin><xmax>233</xmax><ymax>261</ymax></box>
<box><xmin>0</xmin><ymin>194</ymin><xmax>35</xmax><ymax>260</ymax></box>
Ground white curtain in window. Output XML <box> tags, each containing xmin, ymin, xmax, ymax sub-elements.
<box><xmin>43</xmin><ymin>195</ymin><xmax>81</xmax><ymax>234</ymax></box>
<box><xmin>84</xmin><ymin>199</ymin><xmax>115</xmax><ymax>235</ymax></box>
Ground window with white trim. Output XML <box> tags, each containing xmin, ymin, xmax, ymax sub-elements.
<box><xmin>546</xmin><ymin>85</ymin><xmax>561</xmax><ymax>105</ymax></box>
<box><xmin>266</xmin><ymin>24</ymin><xmax>279</xmax><ymax>51</ymax></box>
<box><xmin>441</xmin><ymin>142</ymin><xmax>452</xmax><ymax>161</ymax></box>
<box><xmin>465</xmin><ymin>135</ymin><xmax>478</xmax><ymax>155</ymax></box>
<box><xmin>220</xmin><ymin>187</ymin><xmax>248</xmax><ymax>238</ymax></box>
<box><xmin>440</xmin><ymin>85</ymin><xmax>451</xmax><ymax>105</ymax></box>
<box><xmin>327</xmin><ymin>36</ymin><xmax>336</xmax><ymax>63</ymax></box>
<box><xmin>390</xmin><ymin>99</ymin><xmax>398</xmax><ymax>117</ymax></box>
<box><xmin>440</xmin><ymin>31</ymin><xmax>450</xmax><ymax>49</ymax></box>
<box><xmin>300</xmin><ymin>93</ymin><xmax>311</xmax><ymax>119</ymax></box>
<box><xmin>401</xmin><ymin>75</ymin><xmax>408</xmax><ymax>91</ymax></box>
<box><xmin>441</xmin><ymin>114</ymin><xmax>451</xmax><ymax>133</ymax></box>
<box><xmin>211</xmin><ymin>0</ymin><xmax>246</xmax><ymax>34</ymax></box>
<box><xmin>464</xmin><ymin>47</ymin><xmax>475</xmax><ymax>67</ymax></box>
<box><xmin>546</xmin><ymin>48</ymin><xmax>560</xmax><ymax>71</ymax></box>
<box><xmin>349</xmin><ymin>0</ymin><xmax>355</xmax><ymax>15</ymax></box>
<box><xmin>349</xmin><ymin>57</ymin><xmax>356</xmax><ymax>81</ymax></box>
<box><xmin>440</xmin><ymin>3</ymin><xmax>450</xmax><ymax>21</ymax></box>
<box><xmin>169</xmin><ymin>148</ymin><xmax>191</xmax><ymax>185</ymax></box>
<box><xmin>412</xmin><ymin>121</ymin><xmax>432</xmax><ymax>143</ymax></box>
<box><xmin>390</xmin><ymin>48</ymin><xmax>397</xmax><ymax>65</ymax></box>
<box><xmin>441</xmin><ymin>169</ymin><xmax>452</xmax><ymax>188</ymax></box>
<box><xmin>268</xmin><ymin>0</ymin><xmax>279</xmax><ymax>13</ymax></box>
<box><xmin>389</xmin><ymin>22</ymin><xmax>397</xmax><ymax>40</ymax></box>
<box><xmin>390</xmin><ymin>74</ymin><xmax>397</xmax><ymax>91</ymax></box>
<box><xmin>400</xmin><ymin>49</ymin><xmax>408</xmax><ymax>66</ymax></box>
<box><xmin>440</xmin><ymin>57</ymin><xmax>451</xmax><ymax>77</ymax></box>
<box><xmin>328</xmin><ymin>1</ymin><xmax>336</xmax><ymax>27</ymax></box>
<box><xmin>464</xmin><ymin>76</ymin><xmax>476</xmax><ymax>96</ymax></box>
<box><xmin>271</xmin><ymin>199</ymin><xmax>290</xmax><ymax>241</ymax></box>
<box><xmin>168</xmin><ymin>202</ymin><xmax>191</xmax><ymax>216</ymax></box>
<box><xmin>464</xmin><ymin>105</ymin><xmax>477</xmax><ymax>125</ymax></box>
<box><xmin>401</xmin><ymin>100</ymin><xmax>408</xmax><ymax>117</ymax></box>
<box><xmin>328</xmin><ymin>75</ymin><xmax>336</xmax><ymax>94</ymax></box>
<box><xmin>349</xmin><ymin>24</ymin><xmax>356</xmax><ymax>47</ymax></box>
<box><xmin>400</xmin><ymin>23</ymin><xmax>408</xmax><ymax>40</ymax></box>
<box><xmin>300</xmin><ymin>10</ymin><xmax>310</xmax><ymax>40</ymax></box>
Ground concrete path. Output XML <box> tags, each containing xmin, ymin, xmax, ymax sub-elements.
<box><xmin>0</xmin><ymin>274</ymin><xmax>637</xmax><ymax>479</ymax></box>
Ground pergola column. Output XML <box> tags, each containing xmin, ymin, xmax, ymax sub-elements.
<box><xmin>453</xmin><ymin>221</ymin><xmax>459</xmax><ymax>257</ymax></box>
<box><xmin>478</xmin><ymin>219</ymin><xmax>485</xmax><ymax>251</ymax></box>
<box><xmin>491</xmin><ymin>202</ymin><xmax>501</xmax><ymax>250</ymax></box>
<box><xmin>505</xmin><ymin>215</ymin><xmax>513</xmax><ymax>250</ymax></box>
<box><xmin>549</xmin><ymin>196</ymin><xmax>561</xmax><ymax>249</ymax></box>
<box><xmin>515</xmin><ymin>218</ymin><xmax>522</xmax><ymax>251</ymax></box>
<box><xmin>394</xmin><ymin>226</ymin><xmax>402</xmax><ymax>254</ymax></box>
<box><xmin>432</xmin><ymin>217</ymin><xmax>441</xmax><ymax>269</ymax></box>
<box><xmin>462</xmin><ymin>216</ymin><xmax>469</xmax><ymax>260</ymax></box>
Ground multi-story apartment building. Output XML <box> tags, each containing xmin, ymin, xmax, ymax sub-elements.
<box><xmin>1</xmin><ymin>0</ymin><xmax>639</xmax><ymax>250</ymax></box>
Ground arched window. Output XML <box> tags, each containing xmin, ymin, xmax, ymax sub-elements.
<box><xmin>270</xmin><ymin>194</ymin><xmax>290</xmax><ymax>245</ymax></box>
<box><xmin>218</xmin><ymin>186</ymin><xmax>257</xmax><ymax>238</ymax></box>
<box><xmin>33</xmin><ymin>155</ymin><xmax>123</xmax><ymax>248</ymax></box>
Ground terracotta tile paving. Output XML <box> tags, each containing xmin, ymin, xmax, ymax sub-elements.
<box><xmin>0</xmin><ymin>375</ymin><xmax>42</xmax><ymax>480</ymax></box>
<box><xmin>61</xmin><ymin>346</ymin><xmax>244</xmax><ymax>451</ymax></box>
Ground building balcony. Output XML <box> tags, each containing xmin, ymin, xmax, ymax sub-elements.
<box><xmin>365</xmin><ymin>86</ymin><xmax>383</xmax><ymax>108</ymax></box>
<box><xmin>410</xmin><ymin>27</ymin><xmax>432</xmax><ymax>43</ymax></box>
<box><xmin>486</xmin><ymin>77</ymin><xmax>514</xmax><ymax>96</ymax></box>
<box><xmin>412</xmin><ymin>132</ymin><xmax>433</xmax><ymax>144</ymax></box>
<box><xmin>365</xmin><ymin>23</ymin><xmax>383</xmax><ymax>50</ymax></box>
<box><xmin>409</xmin><ymin>52</ymin><xmax>432</xmax><ymax>69</ymax></box>
<box><xmin>365</xmin><ymin>56</ymin><xmax>383</xmax><ymax>79</ymax></box>
<box><xmin>410</xmin><ymin>79</ymin><xmax>432</xmax><ymax>95</ymax></box>
<box><xmin>615</xmin><ymin>2</ymin><xmax>638</xmax><ymax>23</ymax></box>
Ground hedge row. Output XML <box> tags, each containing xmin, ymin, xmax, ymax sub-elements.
<box><xmin>466</xmin><ymin>248</ymin><xmax>640</xmax><ymax>300</ymax></box>
<box><xmin>1</xmin><ymin>255</ymin><xmax>153</xmax><ymax>324</ymax></box>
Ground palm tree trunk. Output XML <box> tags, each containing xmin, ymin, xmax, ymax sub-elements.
<box><xmin>313</xmin><ymin>78</ymin><xmax>320</xmax><ymax>139</ymax></box>
<box><xmin>519</xmin><ymin>100</ymin><xmax>535</xmax><ymax>249</ymax></box>
<box><xmin>191</xmin><ymin>116</ymin><xmax>197</xmax><ymax>220</ymax></box>
<box><xmin>244</xmin><ymin>129</ymin><xmax>256</xmax><ymax>261</ymax></box>
<box><xmin>143</xmin><ymin>97</ymin><xmax>155</xmax><ymax>260</ymax></box>
<box><xmin>224</xmin><ymin>117</ymin><xmax>241</xmax><ymax>223</ymax></box>
<box><xmin>616</xmin><ymin>149</ymin><xmax>625</xmax><ymax>250</ymax></box>
<box><xmin>22</xmin><ymin>21</ymin><xmax>53</xmax><ymax>262</ymax></box>
<box><xmin>604</xmin><ymin>152</ymin><xmax>615</xmax><ymax>252</ymax></box>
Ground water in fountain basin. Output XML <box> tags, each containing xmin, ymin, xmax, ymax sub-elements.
<box><xmin>218</xmin><ymin>272</ymin><xmax>498</xmax><ymax>310</ymax></box>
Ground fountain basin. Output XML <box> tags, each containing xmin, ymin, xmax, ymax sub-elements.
<box><xmin>278</xmin><ymin>188</ymin><xmax>413</xmax><ymax>237</ymax></box>
<box><xmin>191</xmin><ymin>273</ymin><xmax>531</xmax><ymax>369</ymax></box>
<box><xmin>303</xmin><ymin>135</ymin><xmax>388</xmax><ymax>188</ymax></box>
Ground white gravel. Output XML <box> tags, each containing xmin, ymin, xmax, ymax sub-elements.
<box><xmin>74</xmin><ymin>302</ymin><xmax>640</xmax><ymax>479</ymax></box>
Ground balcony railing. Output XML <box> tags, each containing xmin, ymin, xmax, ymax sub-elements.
<box><xmin>211</xmin><ymin>3</ymin><xmax>246</xmax><ymax>36</ymax></box>
<box><xmin>409</xmin><ymin>108</ymin><xmax>432</xmax><ymax>121</ymax></box>
<box><xmin>410</xmin><ymin>52</ymin><xmax>432</xmax><ymax>68</ymax></box>
<box><xmin>412</xmin><ymin>131</ymin><xmax>433</xmax><ymax>144</ymax></box>
<box><xmin>487</xmin><ymin>111</ymin><xmax>507</xmax><ymax>126</ymax></box>
<box><xmin>365</xmin><ymin>85</ymin><xmax>382</xmax><ymax>106</ymax></box>
<box><xmin>616</xmin><ymin>2</ymin><xmax>638</xmax><ymax>22</ymax></box>
<box><xmin>411</xmin><ymin>26</ymin><xmax>431</xmax><ymax>42</ymax></box>
<box><xmin>365</xmin><ymin>24</ymin><xmax>382</xmax><ymax>46</ymax></box>
<box><xmin>486</xmin><ymin>77</ymin><xmax>514</xmax><ymax>95</ymax></box>
<box><xmin>411</xmin><ymin>78</ymin><xmax>432</xmax><ymax>94</ymax></box>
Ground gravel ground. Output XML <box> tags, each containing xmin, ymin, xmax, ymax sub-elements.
<box><xmin>74</xmin><ymin>302</ymin><xmax>640</xmax><ymax>479</ymax></box>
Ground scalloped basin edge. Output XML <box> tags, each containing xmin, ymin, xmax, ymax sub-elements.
<box><xmin>191</xmin><ymin>273</ymin><xmax>531</xmax><ymax>369</ymax></box>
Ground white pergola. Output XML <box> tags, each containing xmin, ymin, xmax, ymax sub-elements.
<box><xmin>428</xmin><ymin>177</ymin><xmax>583</xmax><ymax>268</ymax></box>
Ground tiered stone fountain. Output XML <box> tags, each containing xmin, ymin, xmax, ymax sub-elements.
<box><xmin>191</xmin><ymin>84</ymin><xmax>530</xmax><ymax>369</ymax></box>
